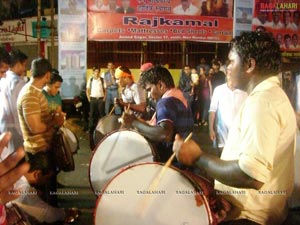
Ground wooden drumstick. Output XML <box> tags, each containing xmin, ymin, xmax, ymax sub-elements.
<box><xmin>138</xmin><ymin>132</ymin><xmax>193</xmax><ymax>217</ymax></box>
<box><xmin>108</xmin><ymin>105</ymin><xmax>116</xmax><ymax>116</ymax></box>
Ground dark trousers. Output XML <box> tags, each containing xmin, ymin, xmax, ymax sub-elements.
<box><xmin>89</xmin><ymin>98</ymin><xmax>104</xmax><ymax>149</ymax></box>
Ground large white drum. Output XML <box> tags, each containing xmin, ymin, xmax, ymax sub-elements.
<box><xmin>89</xmin><ymin>129</ymin><xmax>156</xmax><ymax>195</ymax></box>
<box><xmin>94</xmin><ymin>163</ymin><xmax>217</xmax><ymax>225</ymax></box>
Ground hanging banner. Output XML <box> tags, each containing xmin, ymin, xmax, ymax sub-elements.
<box><xmin>58</xmin><ymin>0</ymin><xmax>87</xmax><ymax>99</ymax></box>
<box><xmin>252</xmin><ymin>0</ymin><xmax>300</xmax><ymax>56</ymax></box>
<box><xmin>0</xmin><ymin>19</ymin><xmax>27</xmax><ymax>43</ymax></box>
<box><xmin>233</xmin><ymin>0</ymin><xmax>254</xmax><ymax>37</ymax></box>
<box><xmin>88</xmin><ymin>0</ymin><xmax>234</xmax><ymax>42</ymax></box>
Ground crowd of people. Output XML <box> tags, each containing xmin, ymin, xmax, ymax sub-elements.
<box><xmin>0</xmin><ymin>30</ymin><xmax>298</xmax><ymax>225</ymax></box>
<box><xmin>0</xmin><ymin>50</ymin><xmax>79</xmax><ymax>224</ymax></box>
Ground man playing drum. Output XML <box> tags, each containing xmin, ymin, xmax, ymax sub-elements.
<box><xmin>123</xmin><ymin>65</ymin><xmax>194</xmax><ymax>163</ymax></box>
<box><xmin>173</xmin><ymin>31</ymin><xmax>297</xmax><ymax>225</ymax></box>
<box><xmin>114</xmin><ymin>65</ymin><xmax>146</xmax><ymax>118</ymax></box>
<box><xmin>17</xmin><ymin>58</ymin><xmax>65</xmax><ymax>206</ymax></box>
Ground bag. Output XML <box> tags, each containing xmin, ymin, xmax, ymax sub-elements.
<box><xmin>6</xmin><ymin>204</ymin><xmax>32</xmax><ymax>225</ymax></box>
<box><xmin>52</xmin><ymin>128</ymin><xmax>75</xmax><ymax>172</ymax></box>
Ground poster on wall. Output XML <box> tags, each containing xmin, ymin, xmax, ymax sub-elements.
<box><xmin>58</xmin><ymin>0</ymin><xmax>87</xmax><ymax>99</ymax></box>
<box><xmin>233</xmin><ymin>0</ymin><xmax>254</xmax><ymax>37</ymax></box>
<box><xmin>87</xmin><ymin>0</ymin><xmax>234</xmax><ymax>42</ymax></box>
<box><xmin>252</xmin><ymin>0</ymin><xmax>300</xmax><ymax>57</ymax></box>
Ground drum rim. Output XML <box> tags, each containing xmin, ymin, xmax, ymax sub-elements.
<box><xmin>61</xmin><ymin>126</ymin><xmax>80</xmax><ymax>153</ymax></box>
<box><xmin>95</xmin><ymin>114</ymin><xmax>120</xmax><ymax>133</ymax></box>
<box><xmin>93</xmin><ymin>162</ymin><xmax>214</xmax><ymax>225</ymax></box>
<box><xmin>93</xmin><ymin>114</ymin><xmax>121</xmax><ymax>148</ymax></box>
<box><xmin>89</xmin><ymin>129</ymin><xmax>157</xmax><ymax>196</ymax></box>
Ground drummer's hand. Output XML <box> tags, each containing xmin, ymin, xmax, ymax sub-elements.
<box><xmin>122</xmin><ymin>112</ymin><xmax>136</xmax><ymax>127</ymax></box>
<box><xmin>173</xmin><ymin>134</ymin><xmax>203</xmax><ymax>166</ymax></box>
<box><xmin>0</xmin><ymin>132</ymin><xmax>30</xmax><ymax>204</ymax></box>
<box><xmin>114</xmin><ymin>98</ymin><xmax>125</xmax><ymax>107</ymax></box>
<box><xmin>52</xmin><ymin>112</ymin><xmax>65</xmax><ymax>128</ymax></box>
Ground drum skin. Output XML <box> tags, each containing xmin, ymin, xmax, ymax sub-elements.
<box><xmin>89</xmin><ymin>129</ymin><xmax>156</xmax><ymax>195</ymax></box>
<box><xmin>60</xmin><ymin>127</ymin><xmax>79</xmax><ymax>154</ymax></box>
<box><xmin>93</xmin><ymin>115</ymin><xmax>120</xmax><ymax>146</ymax></box>
<box><xmin>94</xmin><ymin>163</ymin><xmax>216</xmax><ymax>225</ymax></box>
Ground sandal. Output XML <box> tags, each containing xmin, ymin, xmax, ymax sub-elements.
<box><xmin>64</xmin><ymin>208</ymin><xmax>80</xmax><ymax>223</ymax></box>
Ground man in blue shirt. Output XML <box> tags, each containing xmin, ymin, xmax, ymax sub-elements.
<box><xmin>123</xmin><ymin>65</ymin><xmax>194</xmax><ymax>162</ymax></box>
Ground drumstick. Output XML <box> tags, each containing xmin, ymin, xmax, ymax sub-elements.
<box><xmin>138</xmin><ymin>132</ymin><xmax>193</xmax><ymax>217</ymax></box>
<box><xmin>108</xmin><ymin>105</ymin><xmax>116</xmax><ymax>116</ymax></box>
<box><xmin>101</xmin><ymin>104</ymin><xmax>131</xmax><ymax>170</ymax></box>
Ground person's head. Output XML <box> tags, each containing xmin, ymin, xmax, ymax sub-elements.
<box><xmin>257</xmin><ymin>10</ymin><xmax>268</xmax><ymax>24</ymax></box>
<box><xmin>199</xmin><ymin>66</ymin><xmax>206</xmax><ymax>75</ymax></box>
<box><xmin>0</xmin><ymin>47</ymin><xmax>10</xmax><ymax>78</ymax></box>
<box><xmin>292</xmin><ymin>34</ymin><xmax>298</xmax><ymax>47</ymax></box>
<box><xmin>92</xmin><ymin>65</ymin><xmax>101</xmax><ymax>78</ymax></box>
<box><xmin>115</xmin><ymin>65</ymin><xmax>133</xmax><ymax>87</ymax></box>
<box><xmin>276</xmin><ymin>33</ymin><xmax>283</xmax><ymax>45</ymax></box>
<box><xmin>181</xmin><ymin>0</ymin><xmax>190</xmax><ymax>10</ymax></box>
<box><xmin>293</xmin><ymin>11</ymin><xmax>300</xmax><ymax>25</ymax></box>
<box><xmin>139</xmin><ymin>66</ymin><xmax>175</xmax><ymax>101</ymax></box>
<box><xmin>200</xmin><ymin>57</ymin><xmax>206</xmax><ymax>64</ymax></box>
<box><xmin>227</xmin><ymin>31</ymin><xmax>281</xmax><ymax>91</ymax></box>
<box><xmin>30</xmin><ymin>57</ymin><xmax>52</xmax><ymax>83</ymax></box>
<box><xmin>284</xmin><ymin>34</ymin><xmax>292</xmax><ymax>49</ymax></box>
<box><xmin>183</xmin><ymin>65</ymin><xmax>191</xmax><ymax>75</ymax></box>
<box><xmin>211</xmin><ymin>59</ymin><xmax>220</xmax><ymax>72</ymax></box>
<box><xmin>45</xmin><ymin>69</ymin><xmax>63</xmax><ymax>96</ymax></box>
<box><xmin>121</xmin><ymin>0</ymin><xmax>130</xmax><ymax>9</ymax></box>
<box><xmin>208</xmin><ymin>68</ymin><xmax>215</xmax><ymax>77</ymax></box>
<box><xmin>283</xmin><ymin>11</ymin><xmax>292</xmax><ymax>26</ymax></box>
<box><xmin>108</xmin><ymin>0</ymin><xmax>117</xmax><ymax>8</ymax></box>
<box><xmin>107</xmin><ymin>62</ymin><xmax>114</xmax><ymax>71</ymax></box>
<box><xmin>272</xmin><ymin>11</ymin><xmax>281</xmax><ymax>24</ymax></box>
<box><xmin>9</xmin><ymin>49</ymin><xmax>28</xmax><ymax>76</ymax></box>
<box><xmin>191</xmin><ymin>68</ymin><xmax>197</xmax><ymax>74</ymax></box>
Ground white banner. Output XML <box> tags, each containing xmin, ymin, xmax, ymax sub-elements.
<box><xmin>0</xmin><ymin>19</ymin><xmax>27</xmax><ymax>43</ymax></box>
<box><xmin>58</xmin><ymin>0</ymin><xmax>87</xmax><ymax>99</ymax></box>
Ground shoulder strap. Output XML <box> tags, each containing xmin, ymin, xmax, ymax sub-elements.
<box><xmin>90</xmin><ymin>77</ymin><xmax>93</xmax><ymax>91</ymax></box>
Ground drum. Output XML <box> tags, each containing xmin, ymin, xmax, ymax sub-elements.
<box><xmin>60</xmin><ymin>126</ymin><xmax>79</xmax><ymax>154</ymax></box>
<box><xmin>94</xmin><ymin>163</ymin><xmax>217</xmax><ymax>225</ymax></box>
<box><xmin>89</xmin><ymin>129</ymin><xmax>156</xmax><ymax>195</ymax></box>
<box><xmin>52</xmin><ymin>127</ymin><xmax>75</xmax><ymax>172</ymax></box>
<box><xmin>93</xmin><ymin>114</ymin><xmax>120</xmax><ymax>146</ymax></box>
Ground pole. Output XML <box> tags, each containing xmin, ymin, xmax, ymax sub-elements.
<box><xmin>50</xmin><ymin>0</ymin><xmax>55</xmax><ymax>63</ymax></box>
<box><xmin>37</xmin><ymin>0</ymin><xmax>41</xmax><ymax>57</ymax></box>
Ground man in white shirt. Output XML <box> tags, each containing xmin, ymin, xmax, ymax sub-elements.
<box><xmin>86</xmin><ymin>66</ymin><xmax>105</xmax><ymax>149</ymax></box>
<box><xmin>173</xmin><ymin>31</ymin><xmax>296</xmax><ymax>225</ymax></box>
<box><xmin>209</xmin><ymin>77</ymin><xmax>248</xmax><ymax>154</ymax></box>
<box><xmin>114</xmin><ymin>66</ymin><xmax>146</xmax><ymax>118</ymax></box>
<box><xmin>172</xmin><ymin>0</ymin><xmax>199</xmax><ymax>16</ymax></box>
<box><xmin>267</xmin><ymin>11</ymin><xmax>284</xmax><ymax>29</ymax></box>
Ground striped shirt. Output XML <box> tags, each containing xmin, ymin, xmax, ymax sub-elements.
<box><xmin>17</xmin><ymin>83</ymin><xmax>53</xmax><ymax>154</ymax></box>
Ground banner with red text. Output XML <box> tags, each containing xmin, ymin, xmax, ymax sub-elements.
<box><xmin>252</xmin><ymin>0</ymin><xmax>300</xmax><ymax>56</ymax></box>
<box><xmin>88</xmin><ymin>0</ymin><xmax>233</xmax><ymax>42</ymax></box>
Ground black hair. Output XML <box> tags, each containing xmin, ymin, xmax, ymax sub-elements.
<box><xmin>139</xmin><ymin>65</ymin><xmax>175</xmax><ymax>89</ymax></box>
<box><xmin>49</xmin><ymin>69</ymin><xmax>63</xmax><ymax>84</ymax></box>
<box><xmin>118</xmin><ymin>65</ymin><xmax>131</xmax><ymax>75</ymax></box>
<box><xmin>31</xmin><ymin>57</ymin><xmax>52</xmax><ymax>78</ymax></box>
<box><xmin>0</xmin><ymin>47</ymin><xmax>11</xmax><ymax>66</ymax></box>
<box><xmin>9</xmin><ymin>49</ymin><xmax>28</xmax><ymax>67</ymax></box>
<box><xmin>230</xmin><ymin>31</ymin><xmax>281</xmax><ymax>76</ymax></box>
